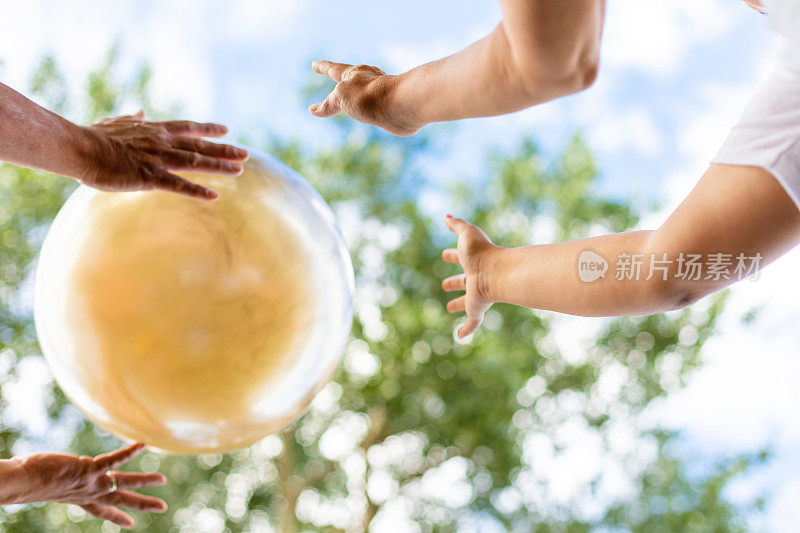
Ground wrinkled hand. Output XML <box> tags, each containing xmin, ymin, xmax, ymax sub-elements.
<box><xmin>17</xmin><ymin>442</ymin><xmax>166</xmax><ymax>529</ymax></box>
<box><xmin>310</xmin><ymin>61</ymin><xmax>421</xmax><ymax>137</ymax></box>
<box><xmin>442</xmin><ymin>215</ymin><xmax>499</xmax><ymax>338</ymax></box>
<box><xmin>79</xmin><ymin>110</ymin><xmax>248</xmax><ymax>200</ymax></box>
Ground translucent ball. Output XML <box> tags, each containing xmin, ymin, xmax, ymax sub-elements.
<box><xmin>35</xmin><ymin>149</ymin><xmax>353</xmax><ymax>454</ymax></box>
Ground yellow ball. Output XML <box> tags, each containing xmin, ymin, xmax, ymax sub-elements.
<box><xmin>35</xmin><ymin>150</ymin><xmax>353</xmax><ymax>454</ymax></box>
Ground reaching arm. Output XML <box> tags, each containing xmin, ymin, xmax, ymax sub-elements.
<box><xmin>442</xmin><ymin>164</ymin><xmax>800</xmax><ymax>337</ymax></box>
<box><xmin>310</xmin><ymin>0</ymin><xmax>605</xmax><ymax>136</ymax></box>
<box><xmin>0</xmin><ymin>82</ymin><xmax>248</xmax><ymax>199</ymax></box>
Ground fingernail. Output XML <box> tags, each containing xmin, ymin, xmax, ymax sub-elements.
<box><xmin>446</xmin><ymin>214</ymin><xmax>453</xmax><ymax>219</ymax></box>
<box><xmin>310</xmin><ymin>104</ymin><xmax>318</xmax><ymax>112</ymax></box>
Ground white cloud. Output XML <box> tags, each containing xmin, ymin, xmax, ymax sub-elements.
<box><xmin>221</xmin><ymin>0</ymin><xmax>309</xmax><ymax>42</ymax></box>
<box><xmin>589</xmin><ymin>107</ymin><xmax>663</xmax><ymax>157</ymax></box>
<box><xmin>382</xmin><ymin>38</ymin><xmax>472</xmax><ymax>74</ymax></box>
<box><xmin>0</xmin><ymin>0</ymin><xmax>309</xmax><ymax>120</ymax></box>
<box><xmin>639</xmin><ymin>61</ymin><xmax>771</xmax><ymax>229</ymax></box>
<box><xmin>602</xmin><ymin>0</ymin><xmax>741</xmax><ymax>76</ymax></box>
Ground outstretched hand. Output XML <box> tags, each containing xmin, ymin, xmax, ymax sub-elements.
<box><xmin>310</xmin><ymin>60</ymin><xmax>422</xmax><ymax>137</ymax></box>
<box><xmin>14</xmin><ymin>442</ymin><xmax>166</xmax><ymax>529</ymax></box>
<box><xmin>79</xmin><ymin>110</ymin><xmax>249</xmax><ymax>200</ymax></box>
<box><xmin>442</xmin><ymin>215</ymin><xmax>499</xmax><ymax>338</ymax></box>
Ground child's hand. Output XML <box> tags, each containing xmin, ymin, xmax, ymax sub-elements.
<box><xmin>442</xmin><ymin>215</ymin><xmax>499</xmax><ymax>338</ymax></box>
<box><xmin>309</xmin><ymin>60</ymin><xmax>422</xmax><ymax>137</ymax></box>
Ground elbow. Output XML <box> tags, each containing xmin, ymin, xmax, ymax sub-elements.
<box><xmin>629</xmin><ymin>276</ymin><xmax>704</xmax><ymax>315</ymax></box>
<box><xmin>563</xmin><ymin>50</ymin><xmax>600</xmax><ymax>93</ymax></box>
<box><xmin>574</xmin><ymin>55</ymin><xmax>599</xmax><ymax>91</ymax></box>
<box><xmin>650</xmin><ymin>279</ymin><xmax>704</xmax><ymax>312</ymax></box>
<box><xmin>515</xmin><ymin>46</ymin><xmax>600</xmax><ymax>98</ymax></box>
<box><xmin>640</xmin><ymin>230</ymin><xmax>726</xmax><ymax>313</ymax></box>
<box><xmin>639</xmin><ymin>263</ymin><xmax>717</xmax><ymax>313</ymax></box>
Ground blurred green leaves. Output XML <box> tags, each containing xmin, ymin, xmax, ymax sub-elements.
<box><xmin>0</xmin><ymin>51</ymin><xmax>767</xmax><ymax>532</ymax></box>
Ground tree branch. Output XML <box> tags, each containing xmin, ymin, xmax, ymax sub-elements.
<box><xmin>276</xmin><ymin>429</ymin><xmax>301</xmax><ymax>533</ymax></box>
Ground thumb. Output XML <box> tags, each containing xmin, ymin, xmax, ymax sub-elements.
<box><xmin>458</xmin><ymin>313</ymin><xmax>484</xmax><ymax>339</ymax></box>
<box><xmin>309</xmin><ymin>94</ymin><xmax>341</xmax><ymax>118</ymax></box>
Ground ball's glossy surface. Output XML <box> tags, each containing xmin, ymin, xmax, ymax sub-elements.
<box><xmin>35</xmin><ymin>150</ymin><xmax>353</xmax><ymax>454</ymax></box>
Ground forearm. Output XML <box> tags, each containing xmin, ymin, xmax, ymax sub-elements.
<box><xmin>485</xmin><ymin>230</ymin><xmax>718</xmax><ymax>317</ymax></box>
<box><xmin>0</xmin><ymin>82</ymin><xmax>88</xmax><ymax>179</ymax></box>
<box><xmin>391</xmin><ymin>1</ymin><xmax>603</xmax><ymax>125</ymax></box>
<box><xmin>392</xmin><ymin>27</ymin><xmax>546</xmax><ymax>124</ymax></box>
<box><xmin>486</xmin><ymin>164</ymin><xmax>800</xmax><ymax>317</ymax></box>
<box><xmin>0</xmin><ymin>458</ymin><xmax>31</xmax><ymax>505</ymax></box>
<box><xmin>444</xmin><ymin>166</ymin><xmax>800</xmax><ymax>333</ymax></box>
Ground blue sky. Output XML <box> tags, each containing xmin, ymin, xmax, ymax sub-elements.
<box><xmin>2</xmin><ymin>0</ymin><xmax>799</xmax><ymax>529</ymax></box>
<box><xmin>0</xmin><ymin>0</ymin><xmax>775</xmax><ymax>201</ymax></box>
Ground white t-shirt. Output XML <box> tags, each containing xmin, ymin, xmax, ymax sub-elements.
<box><xmin>712</xmin><ymin>0</ymin><xmax>800</xmax><ymax>209</ymax></box>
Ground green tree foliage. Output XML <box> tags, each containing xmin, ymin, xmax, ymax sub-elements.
<box><xmin>0</xmin><ymin>54</ymin><xmax>766</xmax><ymax>532</ymax></box>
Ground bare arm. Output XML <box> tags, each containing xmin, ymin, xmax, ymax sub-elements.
<box><xmin>0</xmin><ymin>81</ymin><xmax>88</xmax><ymax>177</ymax></box>
<box><xmin>310</xmin><ymin>0</ymin><xmax>605</xmax><ymax>136</ymax></box>
<box><xmin>442</xmin><ymin>164</ymin><xmax>800</xmax><ymax>336</ymax></box>
<box><xmin>0</xmin><ymin>82</ymin><xmax>248</xmax><ymax>199</ymax></box>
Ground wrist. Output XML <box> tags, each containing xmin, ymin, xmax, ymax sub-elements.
<box><xmin>33</xmin><ymin>107</ymin><xmax>96</xmax><ymax>181</ymax></box>
<box><xmin>64</xmin><ymin>124</ymin><xmax>102</xmax><ymax>183</ymax></box>
<box><xmin>477</xmin><ymin>244</ymin><xmax>507</xmax><ymax>304</ymax></box>
<box><xmin>385</xmin><ymin>72</ymin><xmax>427</xmax><ymax>136</ymax></box>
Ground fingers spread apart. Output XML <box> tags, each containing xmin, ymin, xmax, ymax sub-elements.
<box><xmin>446</xmin><ymin>296</ymin><xmax>466</xmax><ymax>313</ymax></box>
<box><xmin>162</xmin><ymin>150</ymin><xmax>244</xmax><ymax>176</ymax></box>
<box><xmin>110</xmin><ymin>471</ymin><xmax>167</xmax><ymax>491</ymax></box>
<box><xmin>92</xmin><ymin>443</ymin><xmax>145</xmax><ymax>473</ymax></box>
<box><xmin>309</xmin><ymin>61</ymin><xmax>386</xmax><ymax>117</ymax></box>
<box><xmin>153</xmin><ymin>172</ymin><xmax>219</xmax><ymax>201</ymax></box>
<box><xmin>154</xmin><ymin>120</ymin><xmax>228</xmax><ymax>138</ymax></box>
<box><xmin>80</xmin><ymin>503</ymin><xmax>135</xmax><ymax>529</ymax></box>
<box><xmin>442</xmin><ymin>248</ymin><xmax>460</xmax><ymax>265</ymax></box>
<box><xmin>170</xmin><ymin>137</ymin><xmax>248</xmax><ymax>161</ymax></box>
<box><xmin>442</xmin><ymin>273</ymin><xmax>466</xmax><ymax>292</ymax></box>
<box><xmin>98</xmin><ymin>490</ymin><xmax>167</xmax><ymax>513</ymax></box>
<box><xmin>445</xmin><ymin>298</ymin><xmax>484</xmax><ymax>338</ymax></box>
